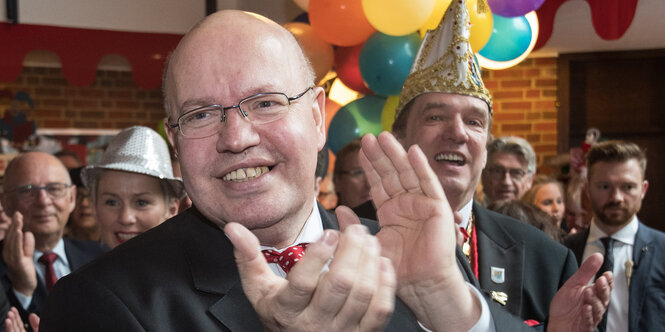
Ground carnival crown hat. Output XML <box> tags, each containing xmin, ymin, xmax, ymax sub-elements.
<box><xmin>396</xmin><ymin>0</ymin><xmax>492</xmax><ymax>117</ymax></box>
<box><xmin>82</xmin><ymin>126</ymin><xmax>186</xmax><ymax>199</ymax></box>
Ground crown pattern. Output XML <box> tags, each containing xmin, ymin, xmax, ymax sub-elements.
<box><xmin>396</xmin><ymin>0</ymin><xmax>492</xmax><ymax>117</ymax></box>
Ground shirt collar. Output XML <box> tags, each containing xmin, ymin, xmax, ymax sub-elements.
<box><xmin>260</xmin><ymin>198</ymin><xmax>324</xmax><ymax>252</ymax></box>
<box><xmin>34</xmin><ymin>237</ymin><xmax>69</xmax><ymax>266</ymax></box>
<box><xmin>589</xmin><ymin>216</ymin><xmax>638</xmax><ymax>246</ymax></box>
<box><xmin>458</xmin><ymin>199</ymin><xmax>474</xmax><ymax>229</ymax></box>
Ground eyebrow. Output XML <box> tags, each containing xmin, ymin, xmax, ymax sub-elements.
<box><xmin>178</xmin><ymin>85</ymin><xmax>283</xmax><ymax>112</ymax></box>
<box><xmin>421</xmin><ymin>102</ymin><xmax>489</xmax><ymax>119</ymax></box>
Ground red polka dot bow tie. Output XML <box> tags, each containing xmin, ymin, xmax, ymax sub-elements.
<box><xmin>262</xmin><ymin>243</ymin><xmax>309</xmax><ymax>274</ymax></box>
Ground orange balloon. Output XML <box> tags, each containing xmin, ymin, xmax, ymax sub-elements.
<box><xmin>284</xmin><ymin>22</ymin><xmax>335</xmax><ymax>84</ymax></box>
<box><xmin>309</xmin><ymin>0</ymin><xmax>376</xmax><ymax>46</ymax></box>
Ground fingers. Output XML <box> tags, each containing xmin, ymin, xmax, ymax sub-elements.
<box><xmin>28</xmin><ymin>313</ymin><xmax>40</xmax><ymax>332</ymax></box>
<box><xmin>566</xmin><ymin>253</ymin><xmax>603</xmax><ymax>287</ymax></box>
<box><xmin>359</xmin><ymin>257</ymin><xmax>396</xmax><ymax>331</ymax></box>
<box><xmin>310</xmin><ymin>224</ymin><xmax>377</xmax><ymax>320</ymax></box>
<box><xmin>5</xmin><ymin>307</ymin><xmax>26</xmax><ymax>332</ymax></box>
<box><xmin>279</xmin><ymin>230</ymin><xmax>339</xmax><ymax>311</ymax></box>
<box><xmin>406</xmin><ymin>145</ymin><xmax>445</xmax><ymax>200</ymax></box>
<box><xmin>336</xmin><ymin>205</ymin><xmax>361</xmax><ymax>231</ymax></box>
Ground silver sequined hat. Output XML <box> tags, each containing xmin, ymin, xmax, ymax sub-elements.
<box><xmin>82</xmin><ymin>126</ymin><xmax>186</xmax><ymax>199</ymax></box>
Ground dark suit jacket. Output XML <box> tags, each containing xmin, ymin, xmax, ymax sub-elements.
<box><xmin>40</xmin><ymin>204</ymin><xmax>532</xmax><ymax>331</ymax></box>
<box><xmin>474</xmin><ymin>203</ymin><xmax>577</xmax><ymax>323</ymax></box>
<box><xmin>563</xmin><ymin>222</ymin><xmax>665</xmax><ymax>332</ymax></box>
<box><xmin>0</xmin><ymin>237</ymin><xmax>107</xmax><ymax>324</ymax></box>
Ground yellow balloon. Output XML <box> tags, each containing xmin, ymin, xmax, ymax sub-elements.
<box><xmin>381</xmin><ymin>95</ymin><xmax>400</xmax><ymax>131</ymax></box>
<box><xmin>467</xmin><ymin>0</ymin><xmax>493</xmax><ymax>52</ymax></box>
<box><xmin>419</xmin><ymin>0</ymin><xmax>452</xmax><ymax>38</ymax></box>
<box><xmin>417</xmin><ymin>0</ymin><xmax>493</xmax><ymax>51</ymax></box>
<box><xmin>362</xmin><ymin>0</ymin><xmax>435</xmax><ymax>36</ymax></box>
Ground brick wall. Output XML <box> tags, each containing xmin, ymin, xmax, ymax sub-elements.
<box><xmin>483</xmin><ymin>58</ymin><xmax>559</xmax><ymax>166</ymax></box>
<box><xmin>1</xmin><ymin>58</ymin><xmax>559</xmax><ymax>166</ymax></box>
<box><xmin>0</xmin><ymin>67</ymin><xmax>166</xmax><ymax>132</ymax></box>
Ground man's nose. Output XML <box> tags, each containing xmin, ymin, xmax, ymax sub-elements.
<box><xmin>443</xmin><ymin>117</ymin><xmax>469</xmax><ymax>143</ymax></box>
<box><xmin>216</xmin><ymin>108</ymin><xmax>261</xmax><ymax>153</ymax></box>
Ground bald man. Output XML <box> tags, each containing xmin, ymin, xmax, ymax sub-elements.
<box><xmin>0</xmin><ymin>152</ymin><xmax>106</xmax><ymax>324</ymax></box>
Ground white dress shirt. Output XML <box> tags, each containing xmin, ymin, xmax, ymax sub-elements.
<box><xmin>14</xmin><ymin>237</ymin><xmax>72</xmax><ymax>309</ymax></box>
<box><xmin>582</xmin><ymin>217</ymin><xmax>638</xmax><ymax>332</ymax></box>
<box><xmin>259</xmin><ymin>199</ymin><xmax>494</xmax><ymax>331</ymax></box>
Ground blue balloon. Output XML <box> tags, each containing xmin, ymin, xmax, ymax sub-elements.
<box><xmin>479</xmin><ymin>14</ymin><xmax>532</xmax><ymax>62</ymax></box>
<box><xmin>328</xmin><ymin>95</ymin><xmax>386</xmax><ymax>154</ymax></box>
<box><xmin>359</xmin><ymin>32</ymin><xmax>421</xmax><ymax>96</ymax></box>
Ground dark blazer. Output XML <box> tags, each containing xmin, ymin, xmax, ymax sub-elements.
<box><xmin>563</xmin><ymin>222</ymin><xmax>665</xmax><ymax>332</ymax></box>
<box><xmin>40</xmin><ymin>204</ymin><xmax>532</xmax><ymax>331</ymax></box>
<box><xmin>0</xmin><ymin>237</ymin><xmax>107</xmax><ymax>323</ymax></box>
<box><xmin>474</xmin><ymin>203</ymin><xmax>577</xmax><ymax>323</ymax></box>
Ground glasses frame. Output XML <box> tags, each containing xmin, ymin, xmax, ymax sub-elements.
<box><xmin>169</xmin><ymin>86</ymin><xmax>314</xmax><ymax>138</ymax></box>
<box><xmin>7</xmin><ymin>183</ymin><xmax>73</xmax><ymax>200</ymax></box>
<box><xmin>486</xmin><ymin>166</ymin><xmax>529</xmax><ymax>181</ymax></box>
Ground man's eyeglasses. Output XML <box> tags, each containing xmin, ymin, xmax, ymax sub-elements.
<box><xmin>169</xmin><ymin>87</ymin><xmax>314</xmax><ymax>139</ymax></box>
<box><xmin>336</xmin><ymin>168</ymin><xmax>365</xmax><ymax>178</ymax></box>
<box><xmin>7</xmin><ymin>183</ymin><xmax>73</xmax><ymax>200</ymax></box>
<box><xmin>486</xmin><ymin>166</ymin><xmax>528</xmax><ymax>181</ymax></box>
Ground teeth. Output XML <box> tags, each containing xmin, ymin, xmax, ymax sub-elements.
<box><xmin>435</xmin><ymin>153</ymin><xmax>464</xmax><ymax>162</ymax></box>
<box><xmin>117</xmin><ymin>233</ymin><xmax>138</xmax><ymax>241</ymax></box>
<box><xmin>223</xmin><ymin>166</ymin><xmax>269</xmax><ymax>182</ymax></box>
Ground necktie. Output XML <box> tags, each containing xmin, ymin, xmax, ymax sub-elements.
<box><xmin>596</xmin><ymin>237</ymin><xmax>614</xmax><ymax>332</ymax></box>
<box><xmin>262</xmin><ymin>243</ymin><xmax>309</xmax><ymax>274</ymax></box>
<box><xmin>38</xmin><ymin>252</ymin><xmax>58</xmax><ymax>292</ymax></box>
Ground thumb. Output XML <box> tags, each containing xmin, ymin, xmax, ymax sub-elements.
<box><xmin>224</xmin><ymin>222</ymin><xmax>276</xmax><ymax>297</ymax></box>
<box><xmin>29</xmin><ymin>313</ymin><xmax>40</xmax><ymax>332</ymax></box>
<box><xmin>566</xmin><ymin>253</ymin><xmax>603</xmax><ymax>287</ymax></box>
<box><xmin>336</xmin><ymin>205</ymin><xmax>361</xmax><ymax>232</ymax></box>
<box><xmin>24</xmin><ymin>232</ymin><xmax>35</xmax><ymax>259</ymax></box>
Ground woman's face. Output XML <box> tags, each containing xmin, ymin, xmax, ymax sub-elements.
<box><xmin>94</xmin><ymin>170</ymin><xmax>178</xmax><ymax>248</ymax></box>
<box><xmin>533</xmin><ymin>183</ymin><xmax>565</xmax><ymax>226</ymax></box>
<box><xmin>70</xmin><ymin>187</ymin><xmax>97</xmax><ymax>231</ymax></box>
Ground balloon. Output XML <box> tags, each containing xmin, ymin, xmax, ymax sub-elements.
<box><xmin>381</xmin><ymin>95</ymin><xmax>400</xmax><ymax>132</ymax></box>
<box><xmin>419</xmin><ymin>0</ymin><xmax>452</xmax><ymax>37</ymax></box>
<box><xmin>293</xmin><ymin>0</ymin><xmax>309</xmax><ymax>11</ymax></box>
<box><xmin>283</xmin><ymin>23</ymin><xmax>335</xmax><ymax>85</ymax></box>
<box><xmin>310</xmin><ymin>0</ymin><xmax>376</xmax><ymax>46</ymax></box>
<box><xmin>334</xmin><ymin>45</ymin><xmax>373</xmax><ymax>94</ymax></box>
<box><xmin>359</xmin><ymin>32</ymin><xmax>421</xmax><ymax>96</ymax></box>
<box><xmin>479</xmin><ymin>14</ymin><xmax>532</xmax><ymax>62</ymax></box>
<box><xmin>488</xmin><ymin>0</ymin><xmax>544</xmax><ymax>17</ymax></box>
<box><xmin>328</xmin><ymin>95</ymin><xmax>386</xmax><ymax>153</ymax></box>
<box><xmin>418</xmin><ymin>0</ymin><xmax>493</xmax><ymax>51</ymax></box>
<box><xmin>468</xmin><ymin>0</ymin><xmax>494</xmax><ymax>52</ymax></box>
<box><xmin>362</xmin><ymin>0</ymin><xmax>435</xmax><ymax>36</ymax></box>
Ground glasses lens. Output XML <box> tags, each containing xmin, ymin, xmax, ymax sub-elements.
<box><xmin>179</xmin><ymin>107</ymin><xmax>223</xmax><ymax>138</ymax></box>
<box><xmin>46</xmin><ymin>183</ymin><xmax>67</xmax><ymax>198</ymax></box>
<box><xmin>240</xmin><ymin>93</ymin><xmax>289</xmax><ymax>124</ymax></box>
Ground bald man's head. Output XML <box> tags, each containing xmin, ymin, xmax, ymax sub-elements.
<box><xmin>2</xmin><ymin>152</ymin><xmax>76</xmax><ymax>250</ymax></box>
<box><xmin>162</xmin><ymin>10</ymin><xmax>314</xmax><ymax>119</ymax></box>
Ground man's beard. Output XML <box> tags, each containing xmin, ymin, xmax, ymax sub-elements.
<box><xmin>595</xmin><ymin>202</ymin><xmax>635</xmax><ymax>226</ymax></box>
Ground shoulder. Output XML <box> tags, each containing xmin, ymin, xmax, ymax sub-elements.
<box><xmin>638</xmin><ymin>222</ymin><xmax>665</xmax><ymax>246</ymax></box>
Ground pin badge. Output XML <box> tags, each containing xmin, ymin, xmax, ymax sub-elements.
<box><xmin>491</xmin><ymin>266</ymin><xmax>505</xmax><ymax>284</ymax></box>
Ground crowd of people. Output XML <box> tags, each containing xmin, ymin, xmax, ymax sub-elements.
<box><xmin>0</xmin><ymin>1</ymin><xmax>662</xmax><ymax>331</ymax></box>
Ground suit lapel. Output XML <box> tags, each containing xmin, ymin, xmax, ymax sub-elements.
<box><xmin>629</xmin><ymin>223</ymin><xmax>654</xmax><ymax>332</ymax></box>
<box><xmin>474</xmin><ymin>204</ymin><xmax>524</xmax><ymax>314</ymax></box>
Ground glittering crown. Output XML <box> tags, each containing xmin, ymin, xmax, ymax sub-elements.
<box><xmin>396</xmin><ymin>0</ymin><xmax>492</xmax><ymax>117</ymax></box>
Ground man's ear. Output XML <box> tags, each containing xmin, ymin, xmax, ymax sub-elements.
<box><xmin>641</xmin><ymin>180</ymin><xmax>649</xmax><ymax>199</ymax></box>
<box><xmin>311</xmin><ymin>86</ymin><xmax>327</xmax><ymax>150</ymax></box>
<box><xmin>164</xmin><ymin>117</ymin><xmax>179</xmax><ymax>158</ymax></box>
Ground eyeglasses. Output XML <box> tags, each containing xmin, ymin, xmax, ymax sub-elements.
<box><xmin>8</xmin><ymin>183</ymin><xmax>73</xmax><ymax>200</ymax></box>
<box><xmin>336</xmin><ymin>168</ymin><xmax>365</xmax><ymax>178</ymax></box>
<box><xmin>169</xmin><ymin>87</ymin><xmax>314</xmax><ymax>138</ymax></box>
<box><xmin>486</xmin><ymin>166</ymin><xmax>529</xmax><ymax>181</ymax></box>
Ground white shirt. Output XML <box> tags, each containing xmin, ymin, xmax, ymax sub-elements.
<box><xmin>260</xmin><ymin>199</ymin><xmax>494</xmax><ymax>331</ymax></box>
<box><xmin>14</xmin><ymin>237</ymin><xmax>72</xmax><ymax>309</ymax></box>
<box><xmin>582</xmin><ymin>217</ymin><xmax>638</xmax><ymax>332</ymax></box>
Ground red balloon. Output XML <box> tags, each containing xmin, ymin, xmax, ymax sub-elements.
<box><xmin>309</xmin><ymin>0</ymin><xmax>376</xmax><ymax>46</ymax></box>
<box><xmin>334</xmin><ymin>45</ymin><xmax>373</xmax><ymax>94</ymax></box>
